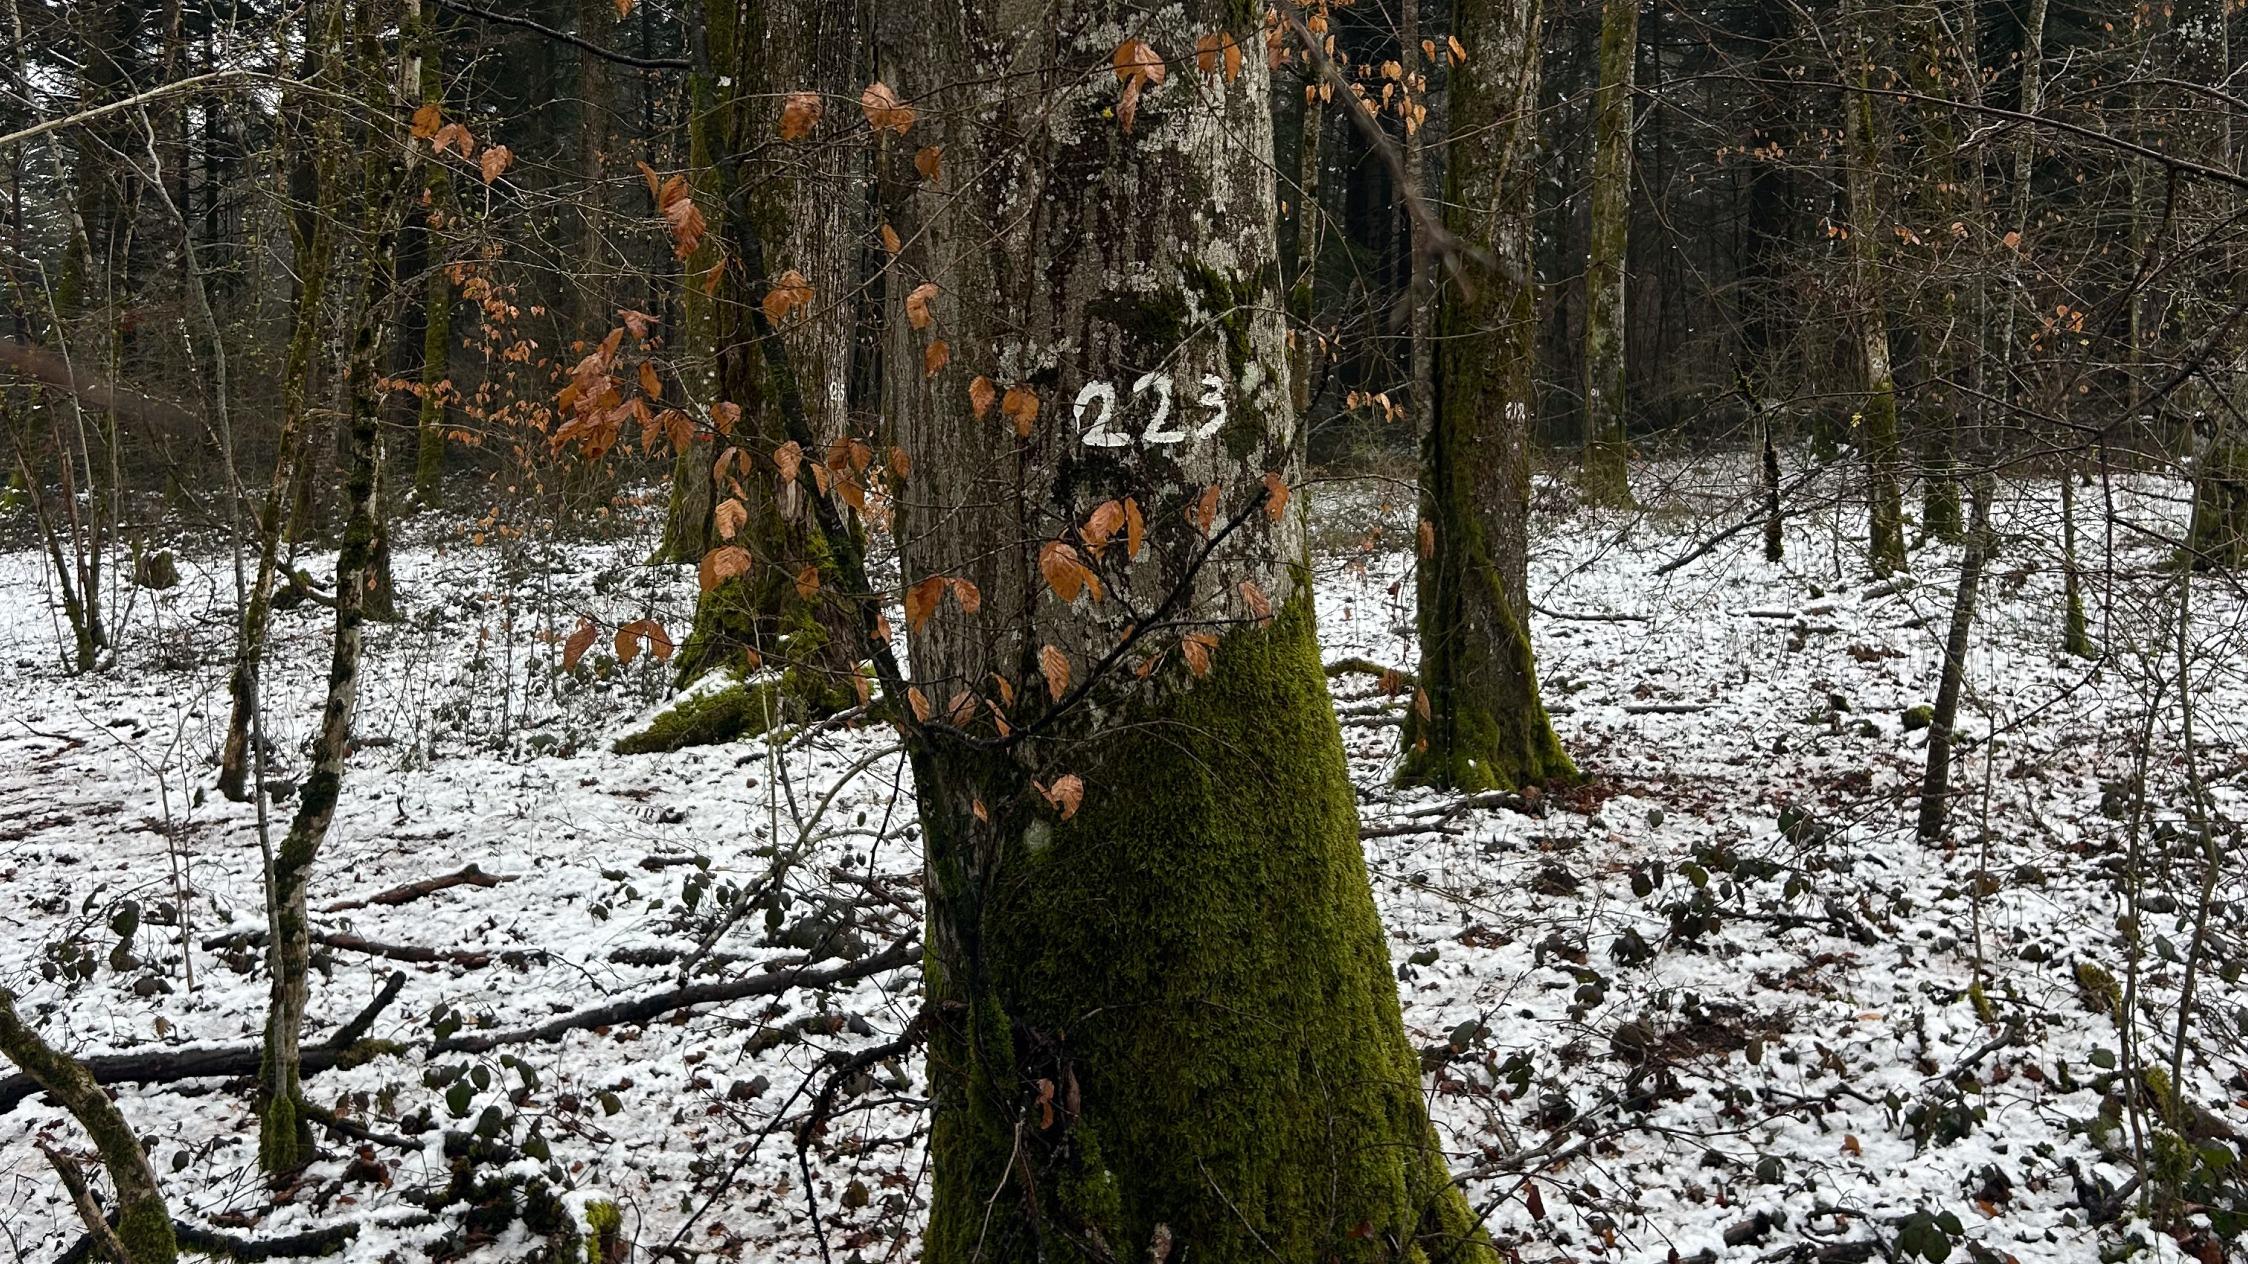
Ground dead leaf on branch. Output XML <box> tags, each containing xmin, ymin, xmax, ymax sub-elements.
<box><xmin>763</xmin><ymin>270</ymin><xmax>815</xmax><ymax>324</ymax></box>
<box><xmin>562</xmin><ymin>619</ymin><xmax>597</xmax><ymax>672</ymax></box>
<box><xmin>699</xmin><ymin>546</ymin><xmax>752</xmax><ymax>592</ymax></box>
<box><xmin>860</xmin><ymin>81</ymin><xmax>916</xmax><ymax>135</ymax></box>
<box><xmin>779</xmin><ymin>91</ymin><xmax>823</xmax><ymax>140</ymax></box>
<box><xmin>1039</xmin><ymin>644</ymin><xmax>1071</xmax><ymax>702</ymax></box>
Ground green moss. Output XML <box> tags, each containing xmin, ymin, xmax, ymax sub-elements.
<box><xmin>259</xmin><ymin>1090</ymin><xmax>301</xmax><ymax>1172</ymax></box>
<box><xmin>923</xmin><ymin>595</ymin><xmax>1493</xmax><ymax>1263</ymax></box>
<box><xmin>1902</xmin><ymin>704</ymin><xmax>1934</xmax><ymax>732</ymax></box>
<box><xmin>1086</xmin><ymin>289</ymin><xmax>1189</xmax><ymax>362</ymax></box>
<box><xmin>2075</xmin><ymin>960</ymin><xmax>2121</xmax><ymax>1018</ymax></box>
<box><xmin>116</xmin><ymin>1203</ymin><xmax>178</xmax><ymax>1264</ymax></box>
<box><xmin>614</xmin><ymin>678</ymin><xmax>783</xmax><ymax>755</ymax></box>
<box><xmin>584</xmin><ymin>1200</ymin><xmax>623</xmax><ymax>1264</ymax></box>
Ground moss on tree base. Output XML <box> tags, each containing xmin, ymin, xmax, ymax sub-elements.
<box><xmin>923</xmin><ymin>599</ymin><xmax>1493</xmax><ymax>1263</ymax></box>
<box><xmin>613</xmin><ymin>671</ymin><xmax>856</xmax><ymax>755</ymax></box>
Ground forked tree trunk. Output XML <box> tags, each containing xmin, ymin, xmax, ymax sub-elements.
<box><xmin>856</xmin><ymin>3</ymin><xmax>1490</xmax><ymax>1256</ymax></box>
<box><xmin>1839</xmin><ymin>0</ymin><xmax>1907</xmax><ymax>576</ymax></box>
<box><xmin>1580</xmin><ymin>0</ymin><xmax>1636</xmax><ymax>506</ymax></box>
<box><xmin>1401</xmin><ymin>0</ymin><xmax>1574</xmax><ymax>792</ymax></box>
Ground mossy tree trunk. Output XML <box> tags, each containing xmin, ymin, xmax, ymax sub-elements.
<box><xmin>257</xmin><ymin>10</ymin><xmax>403</xmax><ymax>1171</ymax></box>
<box><xmin>862</xmin><ymin>3</ymin><xmax>1491</xmax><ymax>1256</ymax></box>
<box><xmin>0</xmin><ymin>989</ymin><xmax>177</xmax><ymax>1262</ymax></box>
<box><xmin>1839</xmin><ymin>0</ymin><xmax>1907</xmax><ymax>577</ymax></box>
<box><xmin>1401</xmin><ymin>0</ymin><xmax>1574</xmax><ymax>793</ymax></box>
<box><xmin>1580</xmin><ymin>0</ymin><xmax>1636</xmax><ymax>507</ymax></box>
<box><xmin>667</xmin><ymin>0</ymin><xmax>863</xmax><ymax>696</ymax></box>
<box><xmin>1916</xmin><ymin>474</ymin><xmax>1991</xmax><ymax>840</ymax></box>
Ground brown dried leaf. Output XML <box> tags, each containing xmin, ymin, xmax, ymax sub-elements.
<box><xmin>923</xmin><ymin>340</ymin><xmax>951</xmax><ymax>377</ymax></box>
<box><xmin>478</xmin><ymin>144</ymin><xmax>512</xmax><ymax>184</ymax></box>
<box><xmin>914</xmin><ymin>144</ymin><xmax>943</xmax><ymax>184</ymax></box>
<box><xmin>795</xmin><ymin>565</ymin><xmax>820</xmax><ymax>598</ymax></box>
<box><xmin>907</xmin><ymin>686</ymin><xmax>932</xmax><ymax>723</ymax></box>
<box><xmin>859</xmin><ymin>81</ymin><xmax>915</xmax><ymax>134</ymax></box>
<box><xmin>1081</xmin><ymin>499</ymin><xmax>1125</xmax><ymax>555</ymax></box>
<box><xmin>763</xmin><ymin>269</ymin><xmax>814</xmax><ymax>324</ymax></box>
<box><xmin>1000</xmin><ymin>386</ymin><xmax>1040</xmax><ymax>437</ymax></box>
<box><xmin>1191</xmin><ymin>483</ymin><xmax>1219</xmax><ymax>536</ymax></box>
<box><xmin>779</xmin><ymin>91</ymin><xmax>823</xmax><ymax>140</ymax></box>
<box><xmin>1039</xmin><ymin>540</ymin><xmax>1088</xmax><ymax>604</ymax></box>
<box><xmin>1262</xmin><ymin>471</ymin><xmax>1290</xmax><ymax>521</ymax></box>
<box><xmin>699</xmin><ymin>545</ymin><xmax>752</xmax><ymax>591</ymax></box>
<box><xmin>949</xmin><ymin>578</ymin><xmax>982</xmax><ymax>614</ymax></box>
<box><xmin>1239</xmin><ymin>580</ymin><xmax>1272</xmax><ymax>623</ymax></box>
<box><xmin>561</xmin><ymin>619</ymin><xmax>597</xmax><ymax>672</ymax></box>
<box><xmin>1039</xmin><ymin>644</ymin><xmax>1070</xmax><ymax>702</ymax></box>
<box><xmin>969</xmin><ymin>375</ymin><xmax>998</xmax><ymax>420</ymax></box>
<box><xmin>1047</xmin><ymin>773</ymin><xmax>1084</xmax><ymax>821</ymax></box>
<box><xmin>411</xmin><ymin>102</ymin><xmax>442</xmax><ymax>140</ymax></box>
<box><xmin>714</xmin><ymin>497</ymin><xmax>748</xmax><ymax>541</ymax></box>
<box><xmin>1181</xmin><ymin>631</ymin><xmax>1217</xmax><ymax>677</ymax></box>
<box><xmin>905</xmin><ymin>576</ymin><xmax>945</xmax><ymax>633</ymax></box>
<box><xmin>905</xmin><ymin>281</ymin><xmax>940</xmax><ymax>330</ymax></box>
<box><xmin>638</xmin><ymin>360</ymin><xmax>662</xmax><ymax>402</ymax></box>
<box><xmin>879</xmin><ymin>223</ymin><xmax>902</xmax><ymax>253</ymax></box>
<box><xmin>1124</xmin><ymin>497</ymin><xmax>1145</xmax><ymax>559</ymax></box>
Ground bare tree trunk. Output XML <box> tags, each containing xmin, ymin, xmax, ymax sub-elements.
<box><xmin>257</xmin><ymin>11</ymin><xmax>402</xmax><ymax>1168</ymax></box>
<box><xmin>0</xmin><ymin>989</ymin><xmax>177</xmax><ymax>1262</ymax></box>
<box><xmin>216</xmin><ymin>11</ymin><xmax>341</xmax><ymax>802</ymax></box>
<box><xmin>1917</xmin><ymin>475</ymin><xmax>1992</xmax><ymax>839</ymax></box>
<box><xmin>1581</xmin><ymin>0</ymin><xmax>1637</xmax><ymax>506</ymax></box>
<box><xmin>1403</xmin><ymin>0</ymin><xmax>1575</xmax><ymax>791</ymax></box>
<box><xmin>1839</xmin><ymin>0</ymin><xmax>1906</xmax><ymax>576</ymax></box>
<box><xmin>1285</xmin><ymin>5</ymin><xmax>1326</xmax><ymax>417</ymax></box>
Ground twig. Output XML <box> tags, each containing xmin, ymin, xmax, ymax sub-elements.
<box><xmin>321</xmin><ymin>862</ymin><xmax>513</xmax><ymax>912</ymax></box>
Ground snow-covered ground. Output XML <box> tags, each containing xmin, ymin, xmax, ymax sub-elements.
<box><xmin>1</xmin><ymin>454</ymin><xmax>2242</xmax><ymax>1262</ymax></box>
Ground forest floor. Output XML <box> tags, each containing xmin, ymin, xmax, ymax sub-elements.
<box><xmin>0</xmin><ymin>454</ymin><xmax>2242</xmax><ymax>1263</ymax></box>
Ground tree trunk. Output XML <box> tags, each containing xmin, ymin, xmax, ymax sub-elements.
<box><xmin>217</xmin><ymin>12</ymin><xmax>342</xmax><ymax>802</ymax></box>
<box><xmin>665</xmin><ymin>0</ymin><xmax>864</xmax><ymax>696</ymax></box>
<box><xmin>1839</xmin><ymin>0</ymin><xmax>1906</xmax><ymax>577</ymax></box>
<box><xmin>854</xmin><ymin>3</ymin><xmax>1491</xmax><ymax>1256</ymax></box>
<box><xmin>1285</xmin><ymin>7</ymin><xmax>1325</xmax><ymax>418</ymax></box>
<box><xmin>0</xmin><ymin>989</ymin><xmax>177</xmax><ymax>1262</ymax></box>
<box><xmin>409</xmin><ymin>0</ymin><xmax>453</xmax><ymax>506</ymax></box>
<box><xmin>1402</xmin><ymin>0</ymin><xmax>1574</xmax><ymax>792</ymax></box>
<box><xmin>257</xmin><ymin>22</ymin><xmax>402</xmax><ymax>1168</ymax></box>
<box><xmin>1917</xmin><ymin>475</ymin><xmax>1991</xmax><ymax>839</ymax></box>
<box><xmin>1580</xmin><ymin>0</ymin><xmax>1636</xmax><ymax>506</ymax></box>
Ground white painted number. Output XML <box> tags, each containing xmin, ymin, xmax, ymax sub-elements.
<box><xmin>1135</xmin><ymin>369</ymin><xmax>1183</xmax><ymax>444</ymax></box>
<box><xmin>1076</xmin><ymin>380</ymin><xmax>1127</xmax><ymax>447</ymax></box>
<box><xmin>1074</xmin><ymin>372</ymin><xmax>1230</xmax><ymax>450</ymax></box>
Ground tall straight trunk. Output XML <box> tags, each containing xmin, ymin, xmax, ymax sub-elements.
<box><xmin>1907</xmin><ymin>10</ymin><xmax>1973</xmax><ymax>541</ymax></box>
<box><xmin>858</xmin><ymin>4</ymin><xmax>1490</xmax><ymax>1255</ymax></box>
<box><xmin>257</xmin><ymin>8</ymin><xmax>403</xmax><ymax>1171</ymax></box>
<box><xmin>1917</xmin><ymin>476</ymin><xmax>1992</xmax><ymax>839</ymax></box>
<box><xmin>1839</xmin><ymin>0</ymin><xmax>1906</xmax><ymax>576</ymax></box>
<box><xmin>1580</xmin><ymin>0</ymin><xmax>1636</xmax><ymax>506</ymax></box>
<box><xmin>1402</xmin><ymin>0</ymin><xmax>1574</xmax><ymax>792</ymax></box>
<box><xmin>2176</xmin><ymin>0</ymin><xmax>2246</xmax><ymax>567</ymax></box>
<box><xmin>666</xmin><ymin>0</ymin><xmax>864</xmax><ymax>693</ymax></box>
<box><xmin>1402</xmin><ymin>0</ymin><xmax>1432</xmax><ymax>447</ymax></box>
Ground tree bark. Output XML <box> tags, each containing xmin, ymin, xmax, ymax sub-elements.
<box><xmin>665</xmin><ymin>0</ymin><xmax>864</xmax><ymax>697</ymax></box>
<box><xmin>0</xmin><ymin>988</ymin><xmax>177</xmax><ymax>1263</ymax></box>
<box><xmin>1401</xmin><ymin>0</ymin><xmax>1575</xmax><ymax>793</ymax></box>
<box><xmin>1580</xmin><ymin>0</ymin><xmax>1637</xmax><ymax>506</ymax></box>
<box><xmin>1839</xmin><ymin>0</ymin><xmax>1906</xmax><ymax>576</ymax></box>
<box><xmin>256</xmin><ymin>32</ymin><xmax>403</xmax><ymax>1167</ymax></box>
<box><xmin>1917</xmin><ymin>476</ymin><xmax>1991</xmax><ymax>840</ymax></box>
<box><xmin>856</xmin><ymin>3</ymin><xmax>1491</xmax><ymax>1256</ymax></box>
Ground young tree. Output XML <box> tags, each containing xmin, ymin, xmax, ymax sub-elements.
<box><xmin>1401</xmin><ymin>0</ymin><xmax>1574</xmax><ymax>792</ymax></box>
<box><xmin>837</xmin><ymin>3</ymin><xmax>1492</xmax><ymax>1254</ymax></box>
<box><xmin>1580</xmin><ymin>0</ymin><xmax>1636</xmax><ymax>506</ymax></box>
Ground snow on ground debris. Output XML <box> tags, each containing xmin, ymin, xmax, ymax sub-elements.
<box><xmin>0</xmin><ymin>455</ymin><xmax>2242</xmax><ymax>1262</ymax></box>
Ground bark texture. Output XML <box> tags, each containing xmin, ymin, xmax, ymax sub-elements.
<box><xmin>859</xmin><ymin>3</ymin><xmax>1491</xmax><ymax>1257</ymax></box>
<box><xmin>1580</xmin><ymin>0</ymin><xmax>1636</xmax><ymax>506</ymax></box>
<box><xmin>665</xmin><ymin>0</ymin><xmax>864</xmax><ymax>697</ymax></box>
<box><xmin>1839</xmin><ymin>0</ymin><xmax>1906</xmax><ymax>577</ymax></box>
<box><xmin>1401</xmin><ymin>0</ymin><xmax>1574</xmax><ymax>792</ymax></box>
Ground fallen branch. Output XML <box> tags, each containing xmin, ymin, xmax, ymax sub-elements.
<box><xmin>1530</xmin><ymin>601</ymin><xmax>1648</xmax><ymax>624</ymax></box>
<box><xmin>206</xmin><ymin>928</ymin><xmax>512</xmax><ymax>969</ymax></box>
<box><xmin>1</xmin><ymin>973</ymin><xmax>406</xmax><ymax>1114</ymax></box>
<box><xmin>322</xmin><ymin>863</ymin><xmax>513</xmax><ymax>912</ymax></box>
<box><xmin>1621</xmin><ymin>702</ymin><xmax>1711</xmax><ymax>715</ymax></box>
<box><xmin>433</xmin><ymin>935</ymin><xmax>917</xmax><ymax>1055</ymax></box>
<box><xmin>1325</xmin><ymin>656</ymin><xmax>1413</xmax><ymax>684</ymax></box>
